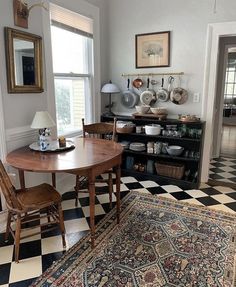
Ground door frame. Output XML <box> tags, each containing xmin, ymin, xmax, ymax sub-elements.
<box><xmin>212</xmin><ymin>37</ymin><xmax>236</xmax><ymax>158</ymax></box>
<box><xmin>201</xmin><ymin>21</ymin><xmax>236</xmax><ymax>183</ymax></box>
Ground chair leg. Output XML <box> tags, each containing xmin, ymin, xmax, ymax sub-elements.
<box><xmin>47</xmin><ymin>207</ymin><xmax>51</xmax><ymax>223</ymax></box>
<box><xmin>74</xmin><ymin>176</ymin><xmax>79</xmax><ymax>207</ymax></box>
<box><xmin>4</xmin><ymin>211</ymin><xmax>11</xmax><ymax>242</ymax></box>
<box><xmin>108</xmin><ymin>172</ymin><xmax>113</xmax><ymax>209</ymax></box>
<box><xmin>57</xmin><ymin>203</ymin><xmax>66</xmax><ymax>248</ymax></box>
<box><xmin>14</xmin><ymin>215</ymin><xmax>21</xmax><ymax>263</ymax></box>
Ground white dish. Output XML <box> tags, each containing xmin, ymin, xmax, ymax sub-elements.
<box><xmin>166</xmin><ymin>145</ymin><xmax>184</xmax><ymax>156</ymax></box>
<box><xmin>129</xmin><ymin>142</ymin><xmax>146</xmax><ymax>151</ymax></box>
<box><xmin>145</xmin><ymin>124</ymin><xmax>162</xmax><ymax>135</ymax></box>
<box><xmin>29</xmin><ymin>140</ymin><xmax>75</xmax><ymax>152</ymax></box>
<box><xmin>135</xmin><ymin>105</ymin><xmax>150</xmax><ymax>114</ymax></box>
<box><xmin>150</xmin><ymin>107</ymin><xmax>167</xmax><ymax>115</ymax></box>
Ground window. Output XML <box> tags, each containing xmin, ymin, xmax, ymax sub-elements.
<box><xmin>50</xmin><ymin>4</ymin><xmax>94</xmax><ymax>136</ymax></box>
<box><xmin>224</xmin><ymin>51</ymin><xmax>236</xmax><ymax>107</ymax></box>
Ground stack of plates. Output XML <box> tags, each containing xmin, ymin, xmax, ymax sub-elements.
<box><xmin>129</xmin><ymin>142</ymin><xmax>146</xmax><ymax>152</ymax></box>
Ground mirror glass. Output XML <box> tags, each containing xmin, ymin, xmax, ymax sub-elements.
<box><xmin>13</xmin><ymin>39</ymin><xmax>35</xmax><ymax>86</ymax></box>
<box><xmin>5</xmin><ymin>27</ymin><xmax>43</xmax><ymax>93</ymax></box>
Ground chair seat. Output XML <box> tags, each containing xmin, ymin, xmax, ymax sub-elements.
<box><xmin>0</xmin><ymin>160</ymin><xmax>66</xmax><ymax>263</ymax></box>
<box><xmin>17</xmin><ymin>183</ymin><xmax>61</xmax><ymax>210</ymax></box>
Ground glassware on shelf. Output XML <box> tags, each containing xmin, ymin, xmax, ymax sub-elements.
<box><xmin>154</xmin><ymin>142</ymin><xmax>162</xmax><ymax>154</ymax></box>
<box><xmin>161</xmin><ymin>142</ymin><xmax>169</xmax><ymax>154</ymax></box>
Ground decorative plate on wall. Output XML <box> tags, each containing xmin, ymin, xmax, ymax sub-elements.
<box><xmin>170</xmin><ymin>88</ymin><xmax>188</xmax><ymax>105</ymax></box>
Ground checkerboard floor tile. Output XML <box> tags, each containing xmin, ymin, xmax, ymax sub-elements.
<box><xmin>0</xmin><ymin>176</ymin><xmax>235</xmax><ymax>286</ymax></box>
<box><xmin>209</xmin><ymin>156</ymin><xmax>236</xmax><ymax>184</ymax></box>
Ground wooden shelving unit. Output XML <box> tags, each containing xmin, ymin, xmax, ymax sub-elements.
<box><xmin>101</xmin><ymin>115</ymin><xmax>205</xmax><ymax>189</ymax></box>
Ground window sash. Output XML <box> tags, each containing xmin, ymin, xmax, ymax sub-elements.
<box><xmin>50</xmin><ymin>3</ymin><xmax>93</xmax><ymax>36</ymax></box>
<box><xmin>54</xmin><ymin>76</ymin><xmax>92</xmax><ymax>136</ymax></box>
<box><xmin>54</xmin><ymin>73</ymin><xmax>91</xmax><ymax>78</ymax></box>
<box><xmin>51</xmin><ymin>20</ymin><xmax>93</xmax><ymax>39</ymax></box>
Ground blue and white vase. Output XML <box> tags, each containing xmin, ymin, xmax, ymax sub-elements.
<box><xmin>39</xmin><ymin>134</ymin><xmax>49</xmax><ymax>151</ymax></box>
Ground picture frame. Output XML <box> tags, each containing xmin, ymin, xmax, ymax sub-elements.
<box><xmin>135</xmin><ymin>31</ymin><xmax>170</xmax><ymax>68</ymax></box>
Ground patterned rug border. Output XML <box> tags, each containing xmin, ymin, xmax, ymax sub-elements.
<box><xmin>31</xmin><ymin>191</ymin><xmax>236</xmax><ymax>286</ymax></box>
<box><xmin>150</xmin><ymin>193</ymin><xmax>236</xmax><ymax>221</ymax></box>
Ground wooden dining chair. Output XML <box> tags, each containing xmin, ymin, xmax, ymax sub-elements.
<box><xmin>74</xmin><ymin>118</ymin><xmax>117</xmax><ymax>207</ymax></box>
<box><xmin>0</xmin><ymin>160</ymin><xmax>66</xmax><ymax>263</ymax></box>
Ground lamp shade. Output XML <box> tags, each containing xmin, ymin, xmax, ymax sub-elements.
<box><xmin>101</xmin><ymin>83</ymin><xmax>120</xmax><ymax>94</ymax></box>
<box><xmin>31</xmin><ymin>111</ymin><xmax>56</xmax><ymax>129</ymax></box>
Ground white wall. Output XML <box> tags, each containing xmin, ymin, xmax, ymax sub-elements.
<box><xmin>0</xmin><ymin>1</ymin><xmax>48</xmax><ymax>131</ymax></box>
<box><xmin>0</xmin><ymin>0</ymin><xmax>105</xmax><ymax>200</ymax></box>
<box><xmin>0</xmin><ymin>0</ymin><xmax>104</xmax><ymax>147</ymax></box>
<box><xmin>1</xmin><ymin>0</ymin><xmax>236</xmax><ymax>190</ymax></box>
<box><xmin>106</xmin><ymin>0</ymin><xmax>236</xmax><ymax>117</ymax></box>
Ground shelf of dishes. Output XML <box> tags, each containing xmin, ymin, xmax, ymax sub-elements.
<box><xmin>119</xmin><ymin>133</ymin><xmax>201</xmax><ymax>142</ymax></box>
<box><xmin>123</xmin><ymin>157</ymin><xmax>198</xmax><ymax>183</ymax></box>
<box><xmin>116</xmin><ymin>121</ymin><xmax>203</xmax><ymax>139</ymax></box>
<box><xmin>120</xmin><ymin>141</ymin><xmax>200</xmax><ymax>160</ymax></box>
<box><xmin>123</xmin><ymin>150</ymin><xmax>200</xmax><ymax>162</ymax></box>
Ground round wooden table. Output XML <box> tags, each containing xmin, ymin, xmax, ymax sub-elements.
<box><xmin>6</xmin><ymin>137</ymin><xmax>123</xmax><ymax>247</ymax></box>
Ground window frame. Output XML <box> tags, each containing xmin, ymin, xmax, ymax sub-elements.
<box><xmin>50</xmin><ymin>14</ymin><xmax>94</xmax><ymax>136</ymax></box>
<box><xmin>42</xmin><ymin>1</ymin><xmax>100</xmax><ymax>139</ymax></box>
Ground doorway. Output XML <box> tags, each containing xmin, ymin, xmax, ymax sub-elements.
<box><xmin>209</xmin><ymin>37</ymin><xmax>236</xmax><ymax>187</ymax></box>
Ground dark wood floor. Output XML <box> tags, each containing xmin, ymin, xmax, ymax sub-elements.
<box><xmin>220</xmin><ymin>124</ymin><xmax>236</xmax><ymax>158</ymax></box>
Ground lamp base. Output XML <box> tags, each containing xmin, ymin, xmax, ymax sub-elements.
<box><xmin>102</xmin><ymin>111</ymin><xmax>115</xmax><ymax>117</ymax></box>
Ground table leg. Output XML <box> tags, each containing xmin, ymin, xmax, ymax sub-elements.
<box><xmin>52</xmin><ymin>173</ymin><xmax>56</xmax><ymax>188</ymax></box>
<box><xmin>88</xmin><ymin>172</ymin><xmax>95</xmax><ymax>248</ymax></box>
<box><xmin>115</xmin><ymin>165</ymin><xmax>121</xmax><ymax>224</ymax></box>
<box><xmin>18</xmin><ymin>170</ymin><xmax>25</xmax><ymax>189</ymax></box>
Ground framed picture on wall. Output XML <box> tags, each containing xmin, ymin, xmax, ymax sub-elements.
<box><xmin>135</xmin><ymin>31</ymin><xmax>170</xmax><ymax>68</ymax></box>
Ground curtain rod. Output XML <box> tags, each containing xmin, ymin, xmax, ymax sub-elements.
<box><xmin>121</xmin><ymin>72</ymin><xmax>184</xmax><ymax>77</ymax></box>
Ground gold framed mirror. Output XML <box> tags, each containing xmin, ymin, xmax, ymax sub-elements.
<box><xmin>4</xmin><ymin>27</ymin><xmax>43</xmax><ymax>93</ymax></box>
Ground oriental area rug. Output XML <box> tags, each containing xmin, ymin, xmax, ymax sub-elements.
<box><xmin>31</xmin><ymin>192</ymin><xmax>236</xmax><ymax>287</ymax></box>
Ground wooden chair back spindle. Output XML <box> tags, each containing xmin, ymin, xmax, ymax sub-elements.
<box><xmin>0</xmin><ymin>159</ymin><xmax>66</xmax><ymax>262</ymax></box>
<box><xmin>0</xmin><ymin>160</ymin><xmax>21</xmax><ymax>210</ymax></box>
<box><xmin>75</xmin><ymin>118</ymin><xmax>117</xmax><ymax>207</ymax></box>
<box><xmin>82</xmin><ymin>118</ymin><xmax>117</xmax><ymax>142</ymax></box>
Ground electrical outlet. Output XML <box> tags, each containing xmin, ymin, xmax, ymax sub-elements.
<box><xmin>193</xmin><ymin>93</ymin><xmax>200</xmax><ymax>103</ymax></box>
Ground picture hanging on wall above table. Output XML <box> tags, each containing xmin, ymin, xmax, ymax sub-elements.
<box><xmin>135</xmin><ymin>31</ymin><xmax>170</xmax><ymax>68</ymax></box>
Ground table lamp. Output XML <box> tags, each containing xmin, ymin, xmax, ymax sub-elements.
<box><xmin>31</xmin><ymin>111</ymin><xmax>56</xmax><ymax>150</ymax></box>
<box><xmin>101</xmin><ymin>81</ymin><xmax>120</xmax><ymax>116</ymax></box>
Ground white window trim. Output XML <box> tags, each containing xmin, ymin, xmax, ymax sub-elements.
<box><xmin>42</xmin><ymin>0</ymin><xmax>101</xmax><ymax>138</ymax></box>
<box><xmin>201</xmin><ymin>21</ymin><xmax>236</xmax><ymax>182</ymax></box>
<box><xmin>0</xmin><ymin>84</ymin><xmax>6</xmax><ymax>161</ymax></box>
<box><xmin>0</xmin><ymin>82</ymin><xmax>7</xmax><ymax>211</ymax></box>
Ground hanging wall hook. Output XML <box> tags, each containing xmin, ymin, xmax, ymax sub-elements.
<box><xmin>13</xmin><ymin>0</ymin><xmax>48</xmax><ymax>29</ymax></box>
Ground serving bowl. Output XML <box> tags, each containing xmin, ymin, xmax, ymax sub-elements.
<box><xmin>166</xmin><ymin>145</ymin><xmax>184</xmax><ymax>156</ymax></box>
<box><xmin>116</xmin><ymin>121</ymin><xmax>135</xmax><ymax>133</ymax></box>
<box><xmin>135</xmin><ymin>105</ymin><xmax>150</xmax><ymax>114</ymax></box>
<box><xmin>150</xmin><ymin>107</ymin><xmax>167</xmax><ymax>115</ymax></box>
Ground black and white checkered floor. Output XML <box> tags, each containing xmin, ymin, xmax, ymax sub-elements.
<box><xmin>0</xmin><ymin>176</ymin><xmax>236</xmax><ymax>287</ymax></box>
<box><xmin>209</xmin><ymin>156</ymin><xmax>236</xmax><ymax>184</ymax></box>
